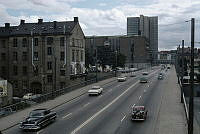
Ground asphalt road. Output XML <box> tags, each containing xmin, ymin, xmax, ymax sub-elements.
<box><xmin>4</xmin><ymin>67</ymin><xmax>166</xmax><ymax>134</ymax></box>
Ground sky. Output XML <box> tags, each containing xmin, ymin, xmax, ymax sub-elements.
<box><xmin>0</xmin><ymin>0</ymin><xmax>200</xmax><ymax>50</ymax></box>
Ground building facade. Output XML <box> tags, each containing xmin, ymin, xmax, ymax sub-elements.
<box><xmin>127</xmin><ymin>15</ymin><xmax>158</xmax><ymax>63</ymax></box>
<box><xmin>0</xmin><ymin>17</ymin><xmax>85</xmax><ymax>97</ymax></box>
<box><xmin>85</xmin><ymin>35</ymin><xmax>150</xmax><ymax>68</ymax></box>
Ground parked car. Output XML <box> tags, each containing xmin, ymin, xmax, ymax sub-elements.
<box><xmin>0</xmin><ymin>108</ymin><xmax>15</xmax><ymax>117</ymax></box>
<box><xmin>142</xmin><ymin>72</ymin><xmax>149</xmax><ymax>75</ymax></box>
<box><xmin>23</xmin><ymin>93</ymin><xmax>42</xmax><ymax>100</ymax></box>
<box><xmin>88</xmin><ymin>86</ymin><xmax>103</xmax><ymax>96</ymax></box>
<box><xmin>140</xmin><ymin>77</ymin><xmax>148</xmax><ymax>83</ymax></box>
<box><xmin>23</xmin><ymin>93</ymin><xmax>34</xmax><ymax>100</ymax></box>
<box><xmin>131</xmin><ymin>106</ymin><xmax>148</xmax><ymax>121</ymax></box>
<box><xmin>19</xmin><ymin>109</ymin><xmax>57</xmax><ymax>130</ymax></box>
<box><xmin>117</xmin><ymin>76</ymin><xmax>127</xmax><ymax>82</ymax></box>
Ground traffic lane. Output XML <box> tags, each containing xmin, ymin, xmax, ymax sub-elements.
<box><xmin>38</xmin><ymin>74</ymin><xmax>144</xmax><ymax>134</ymax></box>
<box><xmin>119</xmin><ymin>71</ymin><xmax>167</xmax><ymax>134</ymax></box>
<box><xmin>70</xmin><ymin>71</ymin><xmax>159</xmax><ymax>134</ymax></box>
<box><xmin>2</xmin><ymin>69</ymin><xmax>142</xmax><ymax>134</ymax></box>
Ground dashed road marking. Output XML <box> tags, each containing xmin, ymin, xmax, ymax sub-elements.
<box><xmin>83</xmin><ymin>102</ymin><xmax>90</xmax><ymax>107</ymax></box>
<box><xmin>121</xmin><ymin>115</ymin><xmax>126</xmax><ymax>122</ymax></box>
<box><xmin>62</xmin><ymin>113</ymin><xmax>72</xmax><ymax>119</ymax></box>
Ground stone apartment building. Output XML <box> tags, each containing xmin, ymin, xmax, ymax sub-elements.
<box><xmin>0</xmin><ymin>17</ymin><xmax>85</xmax><ymax>97</ymax></box>
<box><xmin>85</xmin><ymin>35</ymin><xmax>150</xmax><ymax>68</ymax></box>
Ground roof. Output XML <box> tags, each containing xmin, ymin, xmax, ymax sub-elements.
<box><xmin>0</xmin><ymin>21</ymin><xmax>77</xmax><ymax>37</ymax></box>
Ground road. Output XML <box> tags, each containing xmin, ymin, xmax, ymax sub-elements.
<box><xmin>4</xmin><ymin>67</ymin><xmax>168</xmax><ymax>134</ymax></box>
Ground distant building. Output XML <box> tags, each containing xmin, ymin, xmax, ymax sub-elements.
<box><xmin>127</xmin><ymin>15</ymin><xmax>158</xmax><ymax>63</ymax></box>
<box><xmin>0</xmin><ymin>17</ymin><xmax>85</xmax><ymax>97</ymax></box>
<box><xmin>85</xmin><ymin>35</ymin><xmax>150</xmax><ymax>69</ymax></box>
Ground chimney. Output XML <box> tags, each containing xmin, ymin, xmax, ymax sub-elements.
<box><xmin>5</xmin><ymin>23</ymin><xmax>10</xmax><ymax>28</ymax></box>
<box><xmin>38</xmin><ymin>19</ymin><xmax>43</xmax><ymax>24</ymax></box>
<box><xmin>20</xmin><ymin>19</ymin><xmax>25</xmax><ymax>25</ymax></box>
<box><xmin>53</xmin><ymin>21</ymin><xmax>57</xmax><ymax>29</ymax></box>
<box><xmin>74</xmin><ymin>17</ymin><xmax>78</xmax><ymax>23</ymax></box>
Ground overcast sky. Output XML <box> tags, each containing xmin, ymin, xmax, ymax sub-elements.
<box><xmin>0</xmin><ymin>0</ymin><xmax>200</xmax><ymax>50</ymax></box>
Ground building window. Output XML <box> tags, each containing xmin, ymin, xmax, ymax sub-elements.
<box><xmin>22</xmin><ymin>38</ymin><xmax>27</xmax><ymax>47</ymax></box>
<box><xmin>22</xmin><ymin>66</ymin><xmax>27</xmax><ymax>75</ymax></box>
<box><xmin>60</xmin><ymin>52</ymin><xmax>64</xmax><ymax>61</ymax></box>
<box><xmin>13</xmin><ymin>65</ymin><xmax>18</xmax><ymax>75</ymax></box>
<box><xmin>1</xmin><ymin>66</ymin><xmax>6</xmax><ymax>76</ymax></box>
<box><xmin>76</xmin><ymin>50</ymin><xmax>79</xmax><ymax>62</ymax></box>
<box><xmin>47</xmin><ymin>75</ymin><xmax>53</xmax><ymax>83</ymax></box>
<box><xmin>60</xmin><ymin>82</ymin><xmax>65</xmax><ymax>89</ymax></box>
<box><xmin>72</xmin><ymin>38</ymin><xmax>75</xmax><ymax>46</ymax></box>
<box><xmin>22</xmin><ymin>80</ymin><xmax>28</xmax><ymax>89</ymax></box>
<box><xmin>47</xmin><ymin>37</ymin><xmax>53</xmax><ymax>45</ymax></box>
<box><xmin>47</xmin><ymin>47</ymin><xmax>52</xmax><ymax>55</ymax></box>
<box><xmin>13</xmin><ymin>38</ymin><xmax>18</xmax><ymax>47</ymax></box>
<box><xmin>1</xmin><ymin>40</ymin><xmax>6</xmax><ymax>48</ymax></box>
<box><xmin>34</xmin><ymin>38</ymin><xmax>38</xmax><ymax>46</ymax></box>
<box><xmin>47</xmin><ymin>61</ymin><xmax>52</xmax><ymax>70</ymax></box>
<box><xmin>60</xmin><ymin>37</ymin><xmax>64</xmax><ymax>46</ymax></box>
<box><xmin>33</xmin><ymin>52</ymin><xmax>39</xmax><ymax>61</ymax></box>
<box><xmin>22</xmin><ymin>52</ymin><xmax>27</xmax><ymax>61</ymax></box>
<box><xmin>13</xmin><ymin>52</ymin><xmax>18</xmax><ymax>61</ymax></box>
<box><xmin>1</xmin><ymin>53</ymin><xmax>6</xmax><ymax>61</ymax></box>
<box><xmin>72</xmin><ymin>50</ymin><xmax>75</xmax><ymax>62</ymax></box>
<box><xmin>81</xmin><ymin>50</ymin><xmax>83</xmax><ymax>62</ymax></box>
<box><xmin>60</xmin><ymin>70</ymin><xmax>65</xmax><ymax>76</ymax></box>
<box><xmin>13</xmin><ymin>81</ymin><xmax>18</xmax><ymax>89</ymax></box>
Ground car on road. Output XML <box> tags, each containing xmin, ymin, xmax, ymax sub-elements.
<box><xmin>158</xmin><ymin>73</ymin><xmax>164</xmax><ymax>80</ymax></box>
<box><xmin>88</xmin><ymin>86</ymin><xmax>103</xmax><ymax>96</ymax></box>
<box><xmin>140</xmin><ymin>77</ymin><xmax>148</xmax><ymax>83</ymax></box>
<box><xmin>131</xmin><ymin>106</ymin><xmax>148</xmax><ymax>121</ymax></box>
<box><xmin>142</xmin><ymin>72</ymin><xmax>149</xmax><ymax>75</ymax></box>
<box><xmin>117</xmin><ymin>76</ymin><xmax>127</xmax><ymax>82</ymax></box>
<box><xmin>19</xmin><ymin>109</ymin><xmax>57</xmax><ymax>130</ymax></box>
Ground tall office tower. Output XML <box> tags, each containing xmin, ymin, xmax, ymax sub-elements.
<box><xmin>149</xmin><ymin>16</ymin><xmax>158</xmax><ymax>53</ymax></box>
<box><xmin>127</xmin><ymin>17</ymin><xmax>140</xmax><ymax>35</ymax></box>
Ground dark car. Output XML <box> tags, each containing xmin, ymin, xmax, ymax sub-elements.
<box><xmin>131</xmin><ymin>106</ymin><xmax>148</xmax><ymax>121</ymax></box>
<box><xmin>20</xmin><ymin>109</ymin><xmax>56</xmax><ymax>130</ymax></box>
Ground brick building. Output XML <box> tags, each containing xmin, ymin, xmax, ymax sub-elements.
<box><xmin>0</xmin><ymin>17</ymin><xmax>85</xmax><ymax>97</ymax></box>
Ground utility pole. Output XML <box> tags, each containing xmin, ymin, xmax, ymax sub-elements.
<box><xmin>188</xmin><ymin>18</ymin><xmax>195</xmax><ymax>134</ymax></box>
<box><xmin>181</xmin><ymin>40</ymin><xmax>184</xmax><ymax>103</ymax></box>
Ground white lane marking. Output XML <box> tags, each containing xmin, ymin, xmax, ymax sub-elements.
<box><xmin>121</xmin><ymin>115</ymin><xmax>126</xmax><ymax>122</ymax></box>
<box><xmin>83</xmin><ymin>102</ymin><xmax>90</xmax><ymax>107</ymax></box>
<box><xmin>144</xmin><ymin>89</ymin><xmax>146</xmax><ymax>93</ymax></box>
<box><xmin>62</xmin><ymin>113</ymin><xmax>72</xmax><ymax>119</ymax></box>
<box><xmin>139</xmin><ymin>96</ymin><xmax>142</xmax><ymax>100</ymax></box>
<box><xmin>71</xmin><ymin>81</ymin><xmax>139</xmax><ymax>134</ymax></box>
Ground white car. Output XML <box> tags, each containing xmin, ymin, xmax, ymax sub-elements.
<box><xmin>88</xmin><ymin>86</ymin><xmax>103</xmax><ymax>96</ymax></box>
<box><xmin>23</xmin><ymin>93</ymin><xmax>34</xmax><ymax>99</ymax></box>
<box><xmin>117</xmin><ymin>76</ymin><xmax>127</xmax><ymax>82</ymax></box>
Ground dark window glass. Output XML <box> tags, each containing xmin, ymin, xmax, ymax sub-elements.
<box><xmin>33</xmin><ymin>52</ymin><xmax>38</xmax><ymax>61</ymax></box>
<box><xmin>47</xmin><ymin>37</ymin><xmax>53</xmax><ymax>45</ymax></box>
<box><xmin>13</xmin><ymin>38</ymin><xmax>18</xmax><ymax>47</ymax></box>
<box><xmin>60</xmin><ymin>52</ymin><xmax>64</xmax><ymax>61</ymax></box>
<box><xmin>47</xmin><ymin>47</ymin><xmax>52</xmax><ymax>55</ymax></box>
<box><xmin>22</xmin><ymin>52</ymin><xmax>27</xmax><ymax>61</ymax></box>
<box><xmin>72</xmin><ymin>50</ymin><xmax>75</xmax><ymax>62</ymax></box>
<box><xmin>76</xmin><ymin>50</ymin><xmax>79</xmax><ymax>62</ymax></box>
<box><xmin>1</xmin><ymin>40</ymin><xmax>6</xmax><ymax>48</ymax></box>
<box><xmin>1</xmin><ymin>66</ymin><xmax>6</xmax><ymax>76</ymax></box>
<box><xmin>22</xmin><ymin>38</ymin><xmax>27</xmax><ymax>47</ymax></box>
<box><xmin>13</xmin><ymin>52</ymin><xmax>18</xmax><ymax>61</ymax></box>
<box><xmin>22</xmin><ymin>66</ymin><xmax>27</xmax><ymax>75</ymax></box>
<box><xmin>47</xmin><ymin>75</ymin><xmax>53</xmax><ymax>83</ymax></box>
<box><xmin>81</xmin><ymin>50</ymin><xmax>83</xmax><ymax>62</ymax></box>
<box><xmin>60</xmin><ymin>82</ymin><xmax>65</xmax><ymax>89</ymax></box>
<box><xmin>1</xmin><ymin>53</ymin><xmax>6</xmax><ymax>61</ymax></box>
<box><xmin>60</xmin><ymin>37</ymin><xmax>64</xmax><ymax>46</ymax></box>
<box><xmin>34</xmin><ymin>38</ymin><xmax>38</xmax><ymax>46</ymax></box>
<box><xmin>47</xmin><ymin>61</ymin><xmax>52</xmax><ymax>70</ymax></box>
<box><xmin>60</xmin><ymin>70</ymin><xmax>65</xmax><ymax>76</ymax></box>
<box><xmin>13</xmin><ymin>65</ymin><xmax>18</xmax><ymax>75</ymax></box>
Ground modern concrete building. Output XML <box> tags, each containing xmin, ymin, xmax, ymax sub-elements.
<box><xmin>85</xmin><ymin>35</ymin><xmax>150</xmax><ymax>68</ymax></box>
<box><xmin>127</xmin><ymin>15</ymin><xmax>158</xmax><ymax>63</ymax></box>
<box><xmin>0</xmin><ymin>17</ymin><xmax>85</xmax><ymax>97</ymax></box>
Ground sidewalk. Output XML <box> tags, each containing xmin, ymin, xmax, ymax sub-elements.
<box><xmin>0</xmin><ymin>77</ymin><xmax>117</xmax><ymax>131</ymax></box>
<box><xmin>155</xmin><ymin>67</ymin><xmax>188</xmax><ymax>134</ymax></box>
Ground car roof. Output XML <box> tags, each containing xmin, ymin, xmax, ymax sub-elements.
<box><xmin>32</xmin><ymin>109</ymin><xmax>47</xmax><ymax>112</ymax></box>
<box><xmin>92</xmin><ymin>86</ymin><xmax>100</xmax><ymax>88</ymax></box>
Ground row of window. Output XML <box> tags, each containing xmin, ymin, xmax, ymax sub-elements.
<box><xmin>72</xmin><ymin>50</ymin><xmax>84</xmax><ymax>62</ymax></box>
<box><xmin>12</xmin><ymin>80</ymin><xmax>66</xmax><ymax>89</ymax></box>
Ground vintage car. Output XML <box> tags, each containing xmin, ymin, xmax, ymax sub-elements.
<box><xmin>140</xmin><ymin>77</ymin><xmax>148</xmax><ymax>83</ymax></box>
<box><xmin>117</xmin><ymin>76</ymin><xmax>127</xmax><ymax>82</ymax></box>
<box><xmin>131</xmin><ymin>106</ymin><xmax>148</xmax><ymax>121</ymax></box>
<box><xmin>88</xmin><ymin>86</ymin><xmax>103</xmax><ymax>96</ymax></box>
<box><xmin>19</xmin><ymin>109</ymin><xmax>57</xmax><ymax>130</ymax></box>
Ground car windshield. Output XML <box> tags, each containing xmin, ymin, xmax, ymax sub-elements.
<box><xmin>29</xmin><ymin>111</ymin><xmax>44</xmax><ymax>117</ymax></box>
<box><xmin>132</xmin><ymin>107</ymin><xmax>145</xmax><ymax>111</ymax></box>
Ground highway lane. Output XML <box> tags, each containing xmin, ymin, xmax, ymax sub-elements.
<box><xmin>3</xmin><ymin>68</ymin><xmax>159</xmax><ymax>134</ymax></box>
